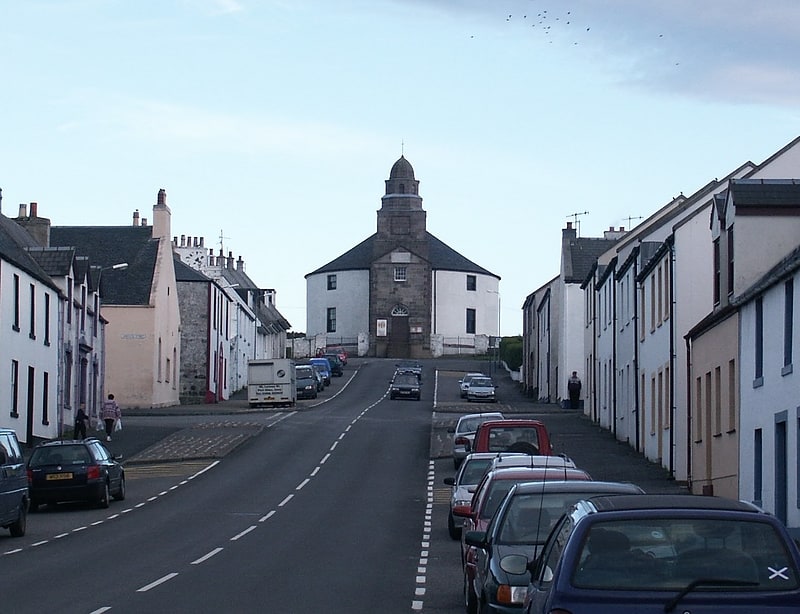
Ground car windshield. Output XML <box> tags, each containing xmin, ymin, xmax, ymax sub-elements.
<box><xmin>498</xmin><ymin>492</ymin><xmax>604</xmax><ymax>544</ymax></box>
<box><xmin>571</xmin><ymin>517</ymin><xmax>799</xmax><ymax>591</ymax></box>
<box><xmin>394</xmin><ymin>375</ymin><xmax>418</xmax><ymax>385</ymax></box>
<box><xmin>460</xmin><ymin>459</ymin><xmax>493</xmax><ymax>484</ymax></box>
<box><xmin>458</xmin><ymin>416</ymin><xmax>495</xmax><ymax>434</ymax></box>
<box><xmin>487</xmin><ymin>427</ymin><xmax>540</xmax><ymax>452</ymax></box>
<box><xmin>470</xmin><ymin>378</ymin><xmax>493</xmax><ymax>388</ymax></box>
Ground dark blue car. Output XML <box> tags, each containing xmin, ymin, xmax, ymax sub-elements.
<box><xmin>523</xmin><ymin>494</ymin><xmax>800</xmax><ymax>613</ymax></box>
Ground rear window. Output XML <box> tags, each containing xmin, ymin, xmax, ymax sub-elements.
<box><xmin>460</xmin><ymin>459</ymin><xmax>493</xmax><ymax>484</ymax></box>
<box><xmin>571</xmin><ymin>517</ymin><xmax>799</xmax><ymax>591</ymax></box>
<box><xmin>30</xmin><ymin>445</ymin><xmax>92</xmax><ymax>466</ymax></box>
<box><xmin>487</xmin><ymin>427</ymin><xmax>540</xmax><ymax>452</ymax></box>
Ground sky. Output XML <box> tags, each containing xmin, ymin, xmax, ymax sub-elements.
<box><xmin>2</xmin><ymin>0</ymin><xmax>800</xmax><ymax>336</ymax></box>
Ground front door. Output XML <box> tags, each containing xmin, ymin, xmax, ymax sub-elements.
<box><xmin>389</xmin><ymin>315</ymin><xmax>410</xmax><ymax>358</ymax></box>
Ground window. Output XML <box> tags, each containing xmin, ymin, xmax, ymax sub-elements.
<box><xmin>657</xmin><ymin>266</ymin><xmax>663</xmax><ymax>326</ymax></box>
<box><xmin>326</xmin><ymin>307</ymin><xmax>336</xmax><ymax>333</ymax></box>
<box><xmin>714</xmin><ymin>366</ymin><xmax>722</xmax><ymax>436</ymax></box>
<box><xmin>80</xmin><ymin>286</ymin><xmax>86</xmax><ymax>332</ymax></box>
<box><xmin>394</xmin><ymin>266</ymin><xmax>407</xmax><ymax>282</ymax></box>
<box><xmin>327</xmin><ymin>274</ymin><xmax>337</xmax><ymax>291</ymax></box>
<box><xmin>694</xmin><ymin>376</ymin><xmax>702</xmax><ymax>442</ymax></box>
<box><xmin>754</xmin><ymin>428</ymin><xmax>763</xmax><ymax>505</ymax></box>
<box><xmin>466</xmin><ymin>308</ymin><xmax>476</xmax><ymax>334</ymax></box>
<box><xmin>784</xmin><ymin>279</ymin><xmax>794</xmax><ymax>370</ymax></box>
<box><xmin>12</xmin><ymin>274</ymin><xmax>20</xmax><ymax>331</ymax></box>
<box><xmin>29</xmin><ymin>284</ymin><xmax>36</xmax><ymax>339</ymax></box>
<box><xmin>67</xmin><ymin>279</ymin><xmax>73</xmax><ymax>324</ymax></box>
<box><xmin>727</xmin><ymin>359</ymin><xmax>736</xmax><ymax>432</ymax></box>
<box><xmin>754</xmin><ymin>297</ymin><xmax>763</xmax><ymax>385</ymax></box>
<box><xmin>727</xmin><ymin>229</ymin><xmax>734</xmax><ymax>296</ymax></box>
<box><xmin>466</xmin><ymin>275</ymin><xmax>476</xmax><ymax>291</ymax></box>
<box><xmin>713</xmin><ymin>239</ymin><xmax>721</xmax><ymax>305</ymax></box>
<box><xmin>64</xmin><ymin>351</ymin><xmax>73</xmax><ymax>409</ymax></box>
<box><xmin>44</xmin><ymin>293</ymin><xmax>51</xmax><ymax>345</ymax></box>
<box><xmin>42</xmin><ymin>371</ymin><xmax>49</xmax><ymax>425</ymax></box>
<box><xmin>10</xmin><ymin>360</ymin><xmax>19</xmax><ymax>417</ymax></box>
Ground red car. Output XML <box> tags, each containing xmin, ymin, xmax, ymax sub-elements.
<box><xmin>326</xmin><ymin>346</ymin><xmax>348</xmax><ymax>365</ymax></box>
<box><xmin>471</xmin><ymin>419</ymin><xmax>553</xmax><ymax>456</ymax></box>
<box><xmin>453</xmin><ymin>466</ymin><xmax>592</xmax><ymax>613</ymax></box>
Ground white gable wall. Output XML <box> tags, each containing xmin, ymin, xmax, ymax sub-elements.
<box><xmin>305</xmin><ymin>269</ymin><xmax>369</xmax><ymax>338</ymax></box>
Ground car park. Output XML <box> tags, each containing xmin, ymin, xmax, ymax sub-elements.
<box><xmin>459</xmin><ymin>372</ymin><xmax>486</xmax><ymax>398</ymax></box>
<box><xmin>450</xmin><ymin>412</ymin><xmax>505</xmax><ymax>468</ymax></box>
<box><xmin>27</xmin><ymin>438</ymin><xmax>126</xmax><ymax>510</ymax></box>
<box><xmin>522</xmin><ymin>494</ymin><xmax>800</xmax><ymax>614</ymax></box>
<box><xmin>323</xmin><ymin>353</ymin><xmax>344</xmax><ymax>377</ymax></box>
<box><xmin>0</xmin><ymin>429</ymin><xmax>28</xmax><ymax>537</ymax></box>
<box><xmin>467</xmin><ymin>376</ymin><xmax>499</xmax><ymax>402</ymax></box>
<box><xmin>309</xmin><ymin>357</ymin><xmax>332</xmax><ymax>385</ymax></box>
<box><xmin>465</xmin><ymin>480</ymin><xmax>643</xmax><ymax>614</ymax></box>
<box><xmin>295</xmin><ymin>364</ymin><xmax>319</xmax><ymax>399</ymax></box>
<box><xmin>456</xmin><ymin>466</ymin><xmax>593</xmax><ymax>614</ymax></box>
<box><xmin>389</xmin><ymin>371</ymin><xmax>421</xmax><ymax>400</ymax></box>
<box><xmin>472</xmin><ymin>419</ymin><xmax>554</xmax><ymax>456</ymax></box>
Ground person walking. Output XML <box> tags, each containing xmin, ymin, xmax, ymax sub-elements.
<box><xmin>101</xmin><ymin>393</ymin><xmax>121</xmax><ymax>442</ymax></box>
<box><xmin>74</xmin><ymin>405</ymin><xmax>88</xmax><ymax>439</ymax></box>
<box><xmin>567</xmin><ymin>371</ymin><xmax>582</xmax><ymax>409</ymax></box>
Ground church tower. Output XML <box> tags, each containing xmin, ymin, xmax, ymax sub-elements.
<box><xmin>371</xmin><ymin>156</ymin><xmax>432</xmax><ymax>358</ymax></box>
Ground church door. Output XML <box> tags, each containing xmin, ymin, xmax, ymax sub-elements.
<box><xmin>389</xmin><ymin>305</ymin><xmax>410</xmax><ymax>358</ymax></box>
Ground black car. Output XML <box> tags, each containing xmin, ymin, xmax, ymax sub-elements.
<box><xmin>295</xmin><ymin>365</ymin><xmax>319</xmax><ymax>399</ymax></box>
<box><xmin>323</xmin><ymin>353</ymin><xmax>344</xmax><ymax>376</ymax></box>
<box><xmin>27</xmin><ymin>439</ymin><xmax>126</xmax><ymax>510</ymax></box>
<box><xmin>390</xmin><ymin>372</ymin><xmax>421</xmax><ymax>400</ymax></box>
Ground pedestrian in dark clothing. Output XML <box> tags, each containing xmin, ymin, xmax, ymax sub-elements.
<box><xmin>568</xmin><ymin>371</ymin><xmax>582</xmax><ymax>409</ymax></box>
<box><xmin>74</xmin><ymin>405</ymin><xmax>88</xmax><ymax>439</ymax></box>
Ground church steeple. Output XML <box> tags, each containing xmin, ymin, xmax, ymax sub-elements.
<box><xmin>381</xmin><ymin>156</ymin><xmax>423</xmax><ymax>211</ymax></box>
<box><xmin>377</xmin><ymin>156</ymin><xmax>427</xmax><ymax>246</ymax></box>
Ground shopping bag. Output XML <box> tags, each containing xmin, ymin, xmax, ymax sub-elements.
<box><xmin>114</xmin><ymin>418</ymin><xmax>123</xmax><ymax>432</ymax></box>
<box><xmin>96</xmin><ymin>419</ymin><xmax>105</xmax><ymax>431</ymax></box>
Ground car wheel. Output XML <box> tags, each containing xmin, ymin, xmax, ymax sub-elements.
<box><xmin>448</xmin><ymin>514</ymin><xmax>461</xmax><ymax>540</ymax></box>
<box><xmin>9</xmin><ymin>500</ymin><xmax>27</xmax><ymax>537</ymax></box>
<box><xmin>464</xmin><ymin>571</ymin><xmax>478</xmax><ymax>614</ymax></box>
<box><xmin>97</xmin><ymin>482</ymin><xmax>110</xmax><ymax>508</ymax></box>
<box><xmin>113</xmin><ymin>476</ymin><xmax>126</xmax><ymax>501</ymax></box>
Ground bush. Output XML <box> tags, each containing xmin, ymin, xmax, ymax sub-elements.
<box><xmin>500</xmin><ymin>336</ymin><xmax>523</xmax><ymax>371</ymax></box>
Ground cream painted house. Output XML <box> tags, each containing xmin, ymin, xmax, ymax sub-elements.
<box><xmin>49</xmin><ymin>191</ymin><xmax>181</xmax><ymax>409</ymax></box>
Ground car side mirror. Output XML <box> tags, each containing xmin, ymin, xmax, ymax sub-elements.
<box><xmin>443</xmin><ymin>477</ymin><xmax>455</xmax><ymax>486</ymax></box>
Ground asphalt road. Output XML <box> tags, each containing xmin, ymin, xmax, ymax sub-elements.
<box><xmin>1</xmin><ymin>357</ymin><xmax>684</xmax><ymax>614</ymax></box>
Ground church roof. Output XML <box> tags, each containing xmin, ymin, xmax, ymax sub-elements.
<box><xmin>305</xmin><ymin>231</ymin><xmax>500</xmax><ymax>279</ymax></box>
<box><xmin>390</xmin><ymin>156</ymin><xmax>415</xmax><ymax>180</ymax></box>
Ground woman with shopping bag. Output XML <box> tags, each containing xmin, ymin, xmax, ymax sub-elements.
<box><xmin>101</xmin><ymin>393</ymin><xmax>122</xmax><ymax>442</ymax></box>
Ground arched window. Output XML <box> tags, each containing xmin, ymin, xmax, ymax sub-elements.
<box><xmin>391</xmin><ymin>304</ymin><xmax>409</xmax><ymax>316</ymax></box>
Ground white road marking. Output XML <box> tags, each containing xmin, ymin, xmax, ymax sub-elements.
<box><xmin>296</xmin><ymin>478</ymin><xmax>310</xmax><ymax>490</ymax></box>
<box><xmin>231</xmin><ymin>526</ymin><xmax>257</xmax><ymax>541</ymax></box>
<box><xmin>191</xmin><ymin>548</ymin><xmax>224</xmax><ymax>564</ymax></box>
<box><xmin>137</xmin><ymin>572</ymin><xmax>179</xmax><ymax>592</ymax></box>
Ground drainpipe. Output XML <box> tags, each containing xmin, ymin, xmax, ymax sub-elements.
<box><xmin>685</xmin><ymin>335</ymin><xmax>693</xmax><ymax>492</ymax></box>
<box><xmin>633</xmin><ymin>252</ymin><xmax>641</xmax><ymax>452</ymax></box>
<box><xmin>668</xmin><ymin>237</ymin><xmax>676</xmax><ymax>478</ymax></box>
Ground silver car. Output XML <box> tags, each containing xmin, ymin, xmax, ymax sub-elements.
<box><xmin>450</xmin><ymin>411</ymin><xmax>505</xmax><ymax>468</ymax></box>
<box><xmin>459</xmin><ymin>372</ymin><xmax>486</xmax><ymax>398</ymax></box>
<box><xmin>443</xmin><ymin>452</ymin><xmax>502</xmax><ymax>540</ymax></box>
<box><xmin>466</xmin><ymin>376</ymin><xmax>498</xmax><ymax>402</ymax></box>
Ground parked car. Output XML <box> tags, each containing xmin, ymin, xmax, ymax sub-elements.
<box><xmin>326</xmin><ymin>346</ymin><xmax>348</xmax><ymax>365</ymax></box>
<box><xmin>472</xmin><ymin>419</ymin><xmax>554</xmax><ymax>456</ymax></box>
<box><xmin>523</xmin><ymin>494</ymin><xmax>800</xmax><ymax>614</ymax></box>
<box><xmin>487</xmin><ymin>454</ymin><xmax>577</xmax><ymax>472</ymax></box>
<box><xmin>323</xmin><ymin>353</ymin><xmax>344</xmax><ymax>376</ymax></box>
<box><xmin>0</xmin><ymin>429</ymin><xmax>28</xmax><ymax>537</ymax></box>
<box><xmin>459</xmin><ymin>372</ymin><xmax>486</xmax><ymax>398</ymax></box>
<box><xmin>467</xmin><ymin>376</ymin><xmax>499</xmax><ymax>402</ymax></box>
<box><xmin>295</xmin><ymin>365</ymin><xmax>319</xmax><ymax>399</ymax></box>
<box><xmin>308</xmin><ymin>363</ymin><xmax>326</xmax><ymax>390</ymax></box>
<box><xmin>27</xmin><ymin>439</ymin><xmax>126</xmax><ymax>510</ymax></box>
<box><xmin>456</xmin><ymin>466</ymin><xmax>593</xmax><ymax>613</ymax></box>
<box><xmin>450</xmin><ymin>412</ymin><xmax>505</xmax><ymax>468</ymax></box>
<box><xmin>309</xmin><ymin>357</ymin><xmax>332</xmax><ymax>385</ymax></box>
<box><xmin>465</xmin><ymin>480</ymin><xmax>643</xmax><ymax>614</ymax></box>
<box><xmin>389</xmin><ymin>371</ymin><xmax>421</xmax><ymax>400</ymax></box>
<box><xmin>444</xmin><ymin>452</ymin><xmax>511</xmax><ymax>540</ymax></box>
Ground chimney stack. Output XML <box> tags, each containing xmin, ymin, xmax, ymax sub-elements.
<box><xmin>18</xmin><ymin>203</ymin><xmax>27</xmax><ymax>218</ymax></box>
<box><xmin>30</xmin><ymin>202</ymin><xmax>38</xmax><ymax>217</ymax></box>
<box><xmin>566</xmin><ymin>221</ymin><xmax>572</xmax><ymax>229</ymax></box>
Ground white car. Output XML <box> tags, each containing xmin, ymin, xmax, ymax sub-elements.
<box><xmin>450</xmin><ymin>411</ymin><xmax>505</xmax><ymax>468</ymax></box>
<box><xmin>487</xmin><ymin>454</ymin><xmax>577</xmax><ymax>472</ymax></box>
<box><xmin>443</xmin><ymin>452</ymin><xmax>503</xmax><ymax>540</ymax></box>
<box><xmin>466</xmin><ymin>376</ymin><xmax>498</xmax><ymax>402</ymax></box>
<box><xmin>459</xmin><ymin>372</ymin><xmax>486</xmax><ymax>398</ymax></box>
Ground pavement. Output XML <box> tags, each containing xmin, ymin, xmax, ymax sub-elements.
<box><xmin>95</xmin><ymin>358</ymin><xmax>688</xmax><ymax>494</ymax></box>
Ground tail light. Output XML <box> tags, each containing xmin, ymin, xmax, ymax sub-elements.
<box><xmin>26</xmin><ymin>469</ymin><xmax>33</xmax><ymax>484</ymax></box>
<box><xmin>87</xmin><ymin>465</ymin><xmax>102</xmax><ymax>480</ymax></box>
<box><xmin>455</xmin><ymin>436</ymin><xmax>470</xmax><ymax>446</ymax></box>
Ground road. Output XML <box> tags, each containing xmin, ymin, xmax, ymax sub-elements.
<box><xmin>0</xmin><ymin>358</ymin><xmax>683</xmax><ymax>613</ymax></box>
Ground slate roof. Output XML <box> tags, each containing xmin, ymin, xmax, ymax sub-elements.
<box><xmin>730</xmin><ymin>178</ymin><xmax>800</xmax><ymax>208</ymax></box>
<box><xmin>174</xmin><ymin>256</ymin><xmax>211</xmax><ymax>282</ymax></box>
<box><xmin>0</xmin><ymin>214</ymin><xmax>60</xmax><ymax>291</ymax></box>
<box><xmin>305</xmin><ymin>231</ymin><xmax>499</xmax><ymax>279</ymax></box>
<box><xmin>564</xmin><ymin>236</ymin><xmax>618</xmax><ymax>284</ymax></box>
<box><xmin>25</xmin><ymin>246</ymin><xmax>75</xmax><ymax>277</ymax></box>
<box><xmin>50</xmin><ymin>225</ymin><xmax>157</xmax><ymax>306</ymax></box>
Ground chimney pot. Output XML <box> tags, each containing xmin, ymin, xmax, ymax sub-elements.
<box><xmin>566</xmin><ymin>221</ymin><xmax>572</xmax><ymax>229</ymax></box>
<box><xmin>18</xmin><ymin>203</ymin><xmax>28</xmax><ymax>218</ymax></box>
<box><xmin>142</xmin><ymin>217</ymin><xmax>148</xmax><ymax>226</ymax></box>
<box><xmin>30</xmin><ymin>202</ymin><xmax>38</xmax><ymax>217</ymax></box>
<box><xmin>133</xmin><ymin>209</ymin><xmax>140</xmax><ymax>226</ymax></box>
<box><xmin>199</xmin><ymin>237</ymin><xmax>205</xmax><ymax>247</ymax></box>
<box><xmin>157</xmin><ymin>189</ymin><xmax>167</xmax><ymax>206</ymax></box>
<box><xmin>620</xmin><ymin>226</ymin><xmax>625</xmax><ymax>232</ymax></box>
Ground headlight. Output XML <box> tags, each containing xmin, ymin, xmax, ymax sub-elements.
<box><xmin>496</xmin><ymin>584</ymin><xmax>527</xmax><ymax>605</ymax></box>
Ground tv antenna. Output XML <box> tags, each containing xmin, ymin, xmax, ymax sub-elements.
<box><xmin>567</xmin><ymin>211</ymin><xmax>589</xmax><ymax>236</ymax></box>
<box><xmin>622</xmin><ymin>215</ymin><xmax>644</xmax><ymax>228</ymax></box>
<box><xmin>218</xmin><ymin>229</ymin><xmax>232</xmax><ymax>266</ymax></box>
